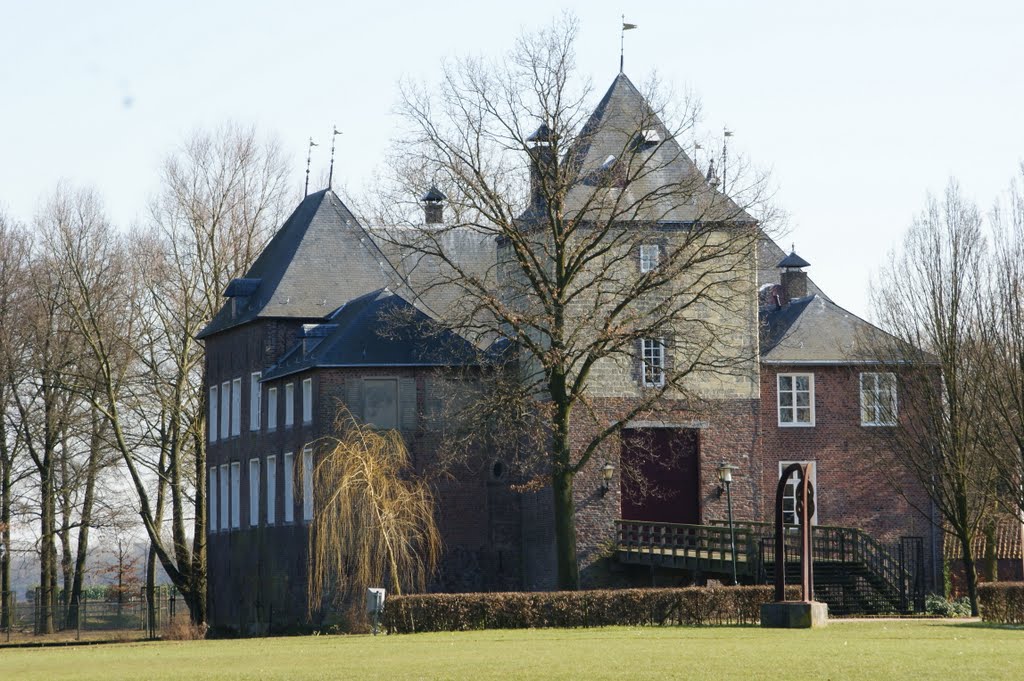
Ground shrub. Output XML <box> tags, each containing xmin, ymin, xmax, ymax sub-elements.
<box><xmin>381</xmin><ymin>586</ymin><xmax>800</xmax><ymax>634</ymax></box>
<box><xmin>925</xmin><ymin>593</ymin><xmax>972</xmax><ymax>618</ymax></box>
<box><xmin>978</xmin><ymin>583</ymin><xmax>1024</xmax><ymax>624</ymax></box>
<box><xmin>162</xmin><ymin>618</ymin><xmax>208</xmax><ymax>640</ymax></box>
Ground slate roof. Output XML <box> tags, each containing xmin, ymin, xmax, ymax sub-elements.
<box><xmin>261</xmin><ymin>288</ymin><xmax>479</xmax><ymax>381</ymax></box>
<box><xmin>198</xmin><ymin>189</ymin><xmax>410</xmax><ymax>339</ymax></box>
<box><xmin>759</xmin><ymin>294</ymin><xmax>897</xmax><ymax>364</ymax></box>
<box><xmin>560</xmin><ymin>73</ymin><xmax>753</xmax><ymax>225</ymax></box>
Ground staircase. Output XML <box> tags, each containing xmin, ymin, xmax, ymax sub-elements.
<box><xmin>615</xmin><ymin>519</ymin><xmax>926</xmax><ymax>615</ymax></box>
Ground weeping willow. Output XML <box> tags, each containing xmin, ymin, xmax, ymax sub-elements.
<box><xmin>306</xmin><ymin>411</ymin><xmax>441</xmax><ymax>617</ymax></box>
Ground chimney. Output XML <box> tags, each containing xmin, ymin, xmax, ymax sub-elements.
<box><xmin>527</xmin><ymin>123</ymin><xmax>555</xmax><ymax>213</ymax></box>
<box><xmin>421</xmin><ymin>186</ymin><xmax>446</xmax><ymax>225</ymax></box>
<box><xmin>777</xmin><ymin>248</ymin><xmax>811</xmax><ymax>303</ymax></box>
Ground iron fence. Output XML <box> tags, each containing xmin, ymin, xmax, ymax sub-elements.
<box><xmin>0</xmin><ymin>587</ymin><xmax>187</xmax><ymax>641</ymax></box>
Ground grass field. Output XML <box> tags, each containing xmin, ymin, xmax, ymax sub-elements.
<box><xmin>2</xmin><ymin>621</ymin><xmax>1022</xmax><ymax>680</ymax></box>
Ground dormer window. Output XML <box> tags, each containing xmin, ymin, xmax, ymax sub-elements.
<box><xmin>640</xmin><ymin>244</ymin><xmax>660</xmax><ymax>273</ymax></box>
<box><xmin>632</xmin><ymin>129</ymin><xmax>661</xmax><ymax>151</ymax></box>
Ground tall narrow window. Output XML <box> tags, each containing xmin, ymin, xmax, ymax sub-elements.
<box><xmin>268</xmin><ymin>387</ymin><xmax>278</xmax><ymax>431</ymax></box>
<box><xmin>231</xmin><ymin>377</ymin><xmax>241</xmax><ymax>437</ymax></box>
<box><xmin>302</xmin><ymin>378</ymin><xmax>312</xmax><ymax>424</ymax></box>
<box><xmin>860</xmin><ymin>372</ymin><xmax>897</xmax><ymax>426</ymax></box>
<box><xmin>641</xmin><ymin>338</ymin><xmax>665</xmax><ymax>387</ymax></box>
<box><xmin>208</xmin><ymin>467</ymin><xmax>217</xmax><ymax>533</ymax></box>
<box><xmin>220</xmin><ymin>381</ymin><xmax>230</xmax><ymax>440</ymax></box>
<box><xmin>285</xmin><ymin>383</ymin><xmax>295</xmax><ymax>427</ymax></box>
<box><xmin>283</xmin><ymin>452</ymin><xmax>294</xmax><ymax>523</ymax></box>
<box><xmin>778</xmin><ymin>373</ymin><xmax>815</xmax><ymax>426</ymax></box>
<box><xmin>250</xmin><ymin>372</ymin><xmax>261</xmax><ymax>431</ymax></box>
<box><xmin>639</xmin><ymin>244</ymin><xmax>660</xmax><ymax>273</ymax></box>
<box><xmin>302</xmin><ymin>446</ymin><xmax>314</xmax><ymax>522</ymax></box>
<box><xmin>249</xmin><ymin>458</ymin><xmax>260</xmax><ymax>527</ymax></box>
<box><xmin>219</xmin><ymin>464</ymin><xmax>229</xmax><ymax>531</ymax></box>
<box><xmin>266</xmin><ymin>455</ymin><xmax>277</xmax><ymax>525</ymax></box>
<box><xmin>230</xmin><ymin>461</ymin><xmax>241</xmax><ymax>529</ymax></box>
<box><xmin>209</xmin><ymin>386</ymin><xmax>218</xmax><ymax>443</ymax></box>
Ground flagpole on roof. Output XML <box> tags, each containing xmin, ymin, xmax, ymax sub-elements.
<box><xmin>621</xmin><ymin>17</ymin><xmax>637</xmax><ymax>73</ymax></box>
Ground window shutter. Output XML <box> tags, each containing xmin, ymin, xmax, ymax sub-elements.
<box><xmin>346</xmin><ymin>378</ymin><xmax>363</xmax><ymax>419</ymax></box>
<box><xmin>400</xmin><ymin>378</ymin><xmax>417</xmax><ymax>432</ymax></box>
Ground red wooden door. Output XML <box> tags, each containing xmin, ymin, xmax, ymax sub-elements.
<box><xmin>620</xmin><ymin>428</ymin><xmax>700</xmax><ymax>524</ymax></box>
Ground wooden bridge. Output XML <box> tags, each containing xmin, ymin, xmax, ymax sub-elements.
<box><xmin>614</xmin><ymin>519</ymin><xmax>926</xmax><ymax>614</ymax></box>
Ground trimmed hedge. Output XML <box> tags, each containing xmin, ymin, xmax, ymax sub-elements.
<box><xmin>382</xmin><ymin>586</ymin><xmax>800</xmax><ymax>633</ymax></box>
<box><xmin>978</xmin><ymin>582</ymin><xmax>1024</xmax><ymax>624</ymax></box>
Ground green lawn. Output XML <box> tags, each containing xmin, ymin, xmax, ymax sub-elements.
<box><xmin>2</xmin><ymin>621</ymin><xmax>1021</xmax><ymax>680</ymax></box>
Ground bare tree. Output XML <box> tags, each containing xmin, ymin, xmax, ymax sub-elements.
<box><xmin>377</xmin><ymin>16</ymin><xmax>769</xmax><ymax>589</ymax></box>
<box><xmin>871</xmin><ymin>181</ymin><xmax>1001</xmax><ymax>615</ymax></box>
<box><xmin>136</xmin><ymin>124</ymin><xmax>289</xmax><ymax>623</ymax></box>
<box><xmin>306</xmin><ymin>411</ymin><xmax>441</xmax><ymax>621</ymax></box>
<box><xmin>981</xmin><ymin>164</ymin><xmax>1024</xmax><ymax>519</ymax></box>
<box><xmin>0</xmin><ymin>208</ymin><xmax>31</xmax><ymax>629</ymax></box>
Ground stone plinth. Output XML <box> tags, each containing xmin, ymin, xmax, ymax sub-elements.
<box><xmin>760</xmin><ymin>601</ymin><xmax>829</xmax><ymax>628</ymax></box>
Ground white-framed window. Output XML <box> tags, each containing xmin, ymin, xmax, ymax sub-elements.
<box><xmin>231</xmin><ymin>377</ymin><xmax>241</xmax><ymax>437</ymax></box>
<box><xmin>268</xmin><ymin>387</ymin><xmax>278</xmax><ymax>431</ymax></box>
<box><xmin>302</xmin><ymin>446</ymin><xmax>314</xmax><ymax>522</ymax></box>
<box><xmin>283</xmin><ymin>452</ymin><xmax>294</xmax><ymax>523</ymax></box>
<box><xmin>208</xmin><ymin>466</ymin><xmax>217</xmax><ymax>533</ymax></box>
<box><xmin>302</xmin><ymin>378</ymin><xmax>313</xmax><ymax>424</ymax></box>
<box><xmin>266</xmin><ymin>455</ymin><xmax>277</xmax><ymax>525</ymax></box>
<box><xmin>778</xmin><ymin>373</ymin><xmax>814</xmax><ymax>426</ymax></box>
<box><xmin>209</xmin><ymin>386</ymin><xmax>218</xmax><ymax>443</ymax></box>
<box><xmin>250</xmin><ymin>372</ymin><xmax>262</xmax><ymax>431</ymax></box>
<box><xmin>219</xmin><ymin>464</ymin><xmax>229</xmax><ymax>531</ymax></box>
<box><xmin>230</xmin><ymin>461</ymin><xmax>241</xmax><ymax>529</ymax></box>
<box><xmin>285</xmin><ymin>383</ymin><xmax>295</xmax><ymax>428</ymax></box>
<box><xmin>220</xmin><ymin>380</ymin><xmax>230</xmax><ymax>440</ymax></box>
<box><xmin>641</xmin><ymin>338</ymin><xmax>666</xmax><ymax>387</ymax></box>
<box><xmin>860</xmin><ymin>372</ymin><xmax>897</xmax><ymax>426</ymax></box>
<box><xmin>640</xmin><ymin>244</ymin><xmax>660</xmax><ymax>273</ymax></box>
<box><xmin>779</xmin><ymin>461</ymin><xmax>818</xmax><ymax>525</ymax></box>
<box><xmin>249</xmin><ymin>458</ymin><xmax>260</xmax><ymax>527</ymax></box>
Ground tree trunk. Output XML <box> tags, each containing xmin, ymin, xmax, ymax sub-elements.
<box><xmin>958</xmin><ymin>531</ymin><xmax>980</xmax><ymax>617</ymax></box>
<box><xmin>146</xmin><ymin>544</ymin><xmax>157</xmax><ymax>635</ymax></box>
<box><xmin>1</xmin><ymin>443</ymin><xmax>10</xmax><ymax>630</ymax></box>
<box><xmin>552</xmin><ymin>468</ymin><xmax>578</xmax><ymax>590</ymax></box>
<box><xmin>38</xmin><ymin>460</ymin><xmax>56</xmax><ymax>633</ymax></box>
<box><xmin>67</xmin><ymin>414</ymin><xmax>101</xmax><ymax>629</ymax></box>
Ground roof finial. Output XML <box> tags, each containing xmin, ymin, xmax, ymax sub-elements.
<box><xmin>621</xmin><ymin>17</ymin><xmax>637</xmax><ymax>73</ymax></box>
<box><xmin>328</xmin><ymin>126</ymin><xmax>342</xmax><ymax>190</ymax></box>
<box><xmin>721</xmin><ymin>127</ymin><xmax>734</xmax><ymax>193</ymax></box>
<box><xmin>304</xmin><ymin>137</ymin><xmax>318</xmax><ymax>197</ymax></box>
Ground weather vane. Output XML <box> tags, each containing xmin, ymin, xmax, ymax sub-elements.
<box><xmin>328</xmin><ymin>126</ymin><xmax>342</xmax><ymax>189</ymax></box>
<box><xmin>304</xmin><ymin>136</ymin><xmax>318</xmax><ymax>197</ymax></box>
<box><xmin>621</xmin><ymin>16</ymin><xmax>637</xmax><ymax>73</ymax></box>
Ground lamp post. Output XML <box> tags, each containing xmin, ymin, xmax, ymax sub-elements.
<box><xmin>600</xmin><ymin>462</ymin><xmax>615</xmax><ymax>496</ymax></box>
<box><xmin>717</xmin><ymin>462</ymin><xmax>739</xmax><ymax>585</ymax></box>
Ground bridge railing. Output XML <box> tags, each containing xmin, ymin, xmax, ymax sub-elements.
<box><xmin>706</xmin><ymin>519</ymin><xmax>917</xmax><ymax>606</ymax></box>
<box><xmin>615</xmin><ymin>520</ymin><xmax>760</xmax><ymax>572</ymax></box>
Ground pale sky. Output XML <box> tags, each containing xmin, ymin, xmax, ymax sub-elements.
<box><xmin>2</xmin><ymin>1</ymin><xmax>1022</xmax><ymax>319</ymax></box>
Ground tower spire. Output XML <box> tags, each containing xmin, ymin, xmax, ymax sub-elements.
<box><xmin>620</xmin><ymin>17</ymin><xmax>637</xmax><ymax>73</ymax></box>
<box><xmin>328</xmin><ymin>126</ymin><xmax>342</xmax><ymax>189</ymax></box>
<box><xmin>304</xmin><ymin>137</ymin><xmax>318</xmax><ymax>197</ymax></box>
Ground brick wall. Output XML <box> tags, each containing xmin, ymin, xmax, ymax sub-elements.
<box><xmin>759</xmin><ymin>363</ymin><xmax>937</xmax><ymax>589</ymax></box>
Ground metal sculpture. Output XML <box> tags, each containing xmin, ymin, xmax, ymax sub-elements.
<box><xmin>774</xmin><ymin>462</ymin><xmax>815</xmax><ymax>602</ymax></box>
